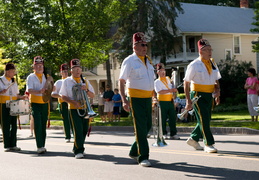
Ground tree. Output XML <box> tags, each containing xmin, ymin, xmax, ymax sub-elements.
<box><xmin>178</xmin><ymin>0</ymin><xmax>256</xmax><ymax>8</ymax></box>
<box><xmin>0</xmin><ymin>0</ymin><xmax>136</xmax><ymax>79</ymax></box>
<box><xmin>251</xmin><ymin>1</ymin><xmax>259</xmax><ymax>52</ymax></box>
<box><xmin>0</xmin><ymin>49</ymin><xmax>11</xmax><ymax>73</ymax></box>
<box><xmin>114</xmin><ymin>0</ymin><xmax>182</xmax><ymax>65</ymax></box>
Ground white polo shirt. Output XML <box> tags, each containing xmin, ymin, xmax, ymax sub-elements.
<box><xmin>184</xmin><ymin>57</ymin><xmax>221</xmax><ymax>93</ymax></box>
<box><xmin>59</xmin><ymin>76</ymin><xmax>94</xmax><ymax>109</ymax></box>
<box><xmin>119</xmin><ymin>52</ymin><xmax>155</xmax><ymax>98</ymax></box>
<box><xmin>0</xmin><ymin>76</ymin><xmax>19</xmax><ymax>103</ymax></box>
<box><xmin>52</xmin><ymin>79</ymin><xmax>64</xmax><ymax>103</ymax></box>
<box><xmin>26</xmin><ymin>73</ymin><xmax>46</xmax><ymax>103</ymax></box>
<box><xmin>154</xmin><ymin>77</ymin><xmax>172</xmax><ymax>93</ymax></box>
<box><xmin>154</xmin><ymin>77</ymin><xmax>173</xmax><ymax>101</ymax></box>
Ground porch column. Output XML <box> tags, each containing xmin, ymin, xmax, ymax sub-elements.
<box><xmin>182</xmin><ymin>34</ymin><xmax>187</xmax><ymax>62</ymax></box>
<box><xmin>174</xmin><ymin>66</ymin><xmax>178</xmax><ymax>87</ymax></box>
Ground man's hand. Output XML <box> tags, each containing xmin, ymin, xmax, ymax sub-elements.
<box><xmin>40</xmin><ymin>88</ymin><xmax>46</xmax><ymax>94</ymax></box>
<box><xmin>71</xmin><ymin>100</ymin><xmax>81</xmax><ymax>109</ymax></box>
<box><xmin>0</xmin><ymin>89</ymin><xmax>7</xmax><ymax>94</ymax></box>
<box><xmin>185</xmin><ymin>99</ymin><xmax>193</xmax><ymax>111</ymax></box>
<box><xmin>215</xmin><ymin>97</ymin><xmax>220</xmax><ymax>105</ymax></box>
<box><xmin>122</xmin><ymin>99</ymin><xmax>130</xmax><ymax>112</ymax></box>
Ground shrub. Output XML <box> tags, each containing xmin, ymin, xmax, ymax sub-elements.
<box><xmin>217</xmin><ymin>58</ymin><xmax>252</xmax><ymax>105</ymax></box>
<box><xmin>213</xmin><ymin>104</ymin><xmax>247</xmax><ymax>112</ymax></box>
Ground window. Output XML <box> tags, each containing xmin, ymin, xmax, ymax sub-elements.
<box><xmin>233</xmin><ymin>36</ymin><xmax>241</xmax><ymax>54</ymax></box>
<box><xmin>225</xmin><ymin>49</ymin><xmax>232</xmax><ymax>60</ymax></box>
<box><xmin>188</xmin><ymin>37</ymin><xmax>195</xmax><ymax>52</ymax></box>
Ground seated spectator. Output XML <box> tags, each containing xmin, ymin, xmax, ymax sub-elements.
<box><xmin>174</xmin><ymin>93</ymin><xmax>188</xmax><ymax>122</ymax></box>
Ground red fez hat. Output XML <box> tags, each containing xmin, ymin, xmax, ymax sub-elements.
<box><xmin>5</xmin><ymin>63</ymin><xmax>15</xmax><ymax>71</ymax></box>
<box><xmin>60</xmin><ymin>63</ymin><xmax>69</xmax><ymax>71</ymax></box>
<box><xmin>197</xmin><ymin>39</ymin><xmax>211</xmax><ymax>51</ymax></box>
<box><xmin>70</xmin><ymin>59</ymin><xmax>81</xmax><ymax>68</ymax></box>
<box><xmin>156</xmin><ymin>63</ymin><xmax>165</xmax><ymax>70</ymax></box>
<box><xmin>133</xmin><ymin>32</ymin><xmax>147</xmax><ymax>45</ymax></box>
<box><xmin>33</xmin><ymin>56</ymin><xmax>44</xmax><ymax>64</ymax></box>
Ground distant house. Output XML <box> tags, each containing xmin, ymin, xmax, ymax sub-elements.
<box><xmin>153</xmin><ymin>2</ymin><xmax>259</xmax><ymax>86</ymax></box>
<box><xmin>83</xmin><ymin>53</ymin><xmax>120</xmax><ymax>105</ymax></box>
<box><xmin>86</xmin><ymin>1</ymin><xmax>259</xmax><ymax>104</ymax></box>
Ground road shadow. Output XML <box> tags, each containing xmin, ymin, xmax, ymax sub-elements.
<box><xmin>86</xmin><ymin>141</ymin><xmax>131</xmax><ymax>147</ymax></box>
<box><xmin>218</xmin><ymin>150</ymin><xmax>259</xmax><ymax>159</ymax></box>
<box><xmin>217</xmin><ymin>140</ymin><xmax>259</xmax><ymax>146</ymax></box>
<box><xmin>13</xmin><ymin>149</ymin><xmax>74</xmax><ymax>158</ymax></box>
<box><xmin>49</xmin><ymin>130</ymin><xmax>134</xmax><ymax>137</ymax></box>
<box><xmin>84</xmin><ymin>153</ymin><xmax>137</xmax><ymax>165</ymax></box>
<box><xmin>13</xmin><ymin>150</ymin><xmax>137</xmax><ymax>164</ymax></box>
<box><xmin>152</xmin><ymin>161</ymin><xmax>259</xmax><ymax>179</ymax></box>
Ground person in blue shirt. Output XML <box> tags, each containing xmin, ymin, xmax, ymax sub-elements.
<box><xmin>112</xmin><ymin>88</ymin><xmax>122</xmax><ymax>122</ymax></box>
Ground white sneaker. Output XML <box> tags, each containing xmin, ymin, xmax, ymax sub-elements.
<box><xmin>4</xmin><ymin>148</ymin><xmax>11</xmax><ymax>152</ymax></box>
<box><xmin>129</xmin><ymin>155</ymin><xmax>138</xmax><ymax>161</ymax></box>
<box><xmin>186</xmin><ymin>137</ymin><xmax>203</xmax><ymax>150</ymax></box>
<box><xmin>37</xmin><ymin>147</ymin><xmax>47</xmax><ymax>154</ymax></box>
<box><xmin>75</xmin><ymin>153</ymin><xmax>84</xmax><ymax>159</ymax></box>
<box><xmin>204</xmin><ymin>145</ymin><xmax>217</xmax><ymax>153</ymax></box>
<box><xmin>170</xmin><ymin>135</ymin><xmax>180</xmax><ymax>140</ymax></box>
<box><xmin>65</xmin><ymin>139</ymin><xmax>70</xmax><ymax>143</ymax></box>
<box><xmin>139</xmin><ymin>160</ymin><xmax>151</xmax><ymax>167</ymax></box>
<box><xmin>163</xmin><ymin>135</ymin><xmax>168</xmax><ymax>140</ymax></box>
<box><xmin>10</xmin><ymin>147</ymin><xmax>21</xmax><ymax>151</ymax></box>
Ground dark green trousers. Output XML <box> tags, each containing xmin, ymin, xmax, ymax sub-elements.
<box><xmin>159</xmin><ymin>101</ymin><xmax>177</xmax><ymax>136</ymax></box>
<box><xmin>69</xmin><ymin>109</ymin><xmax>89</xmax><ymax>155</ymax></box>
<box><xmin>129</xmin><ymin>97</ymin><xmax>152</xmax><ymax>163</ymax></box>
<box><xmin>31</xmin><ymin>103</ymin><xmax>48</xmax><ymax>148</ymax></box>
<box><xmin>190</xmin><ymin>91</ymin><xmax>215</xmax><ymax>146</ymax></box>
<box><xmin>59</xmin><ymin>102</ymin><xmax>72</xmax><ymax>140</ymax></box>
<box><xmin>0</xmin><ymin>104</ymin><xmax>17</xmax><ymax>148</ymax></box>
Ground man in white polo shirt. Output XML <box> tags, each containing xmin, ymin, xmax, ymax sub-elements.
<box><xmin>119</xmin><ymin>32</ymin><xmax>155</xmax><ymax>167</ymax></box>
<box><xmin>154</xmin><ymin>63</ymin><xmax>179</xmax><ymax>140</ymax></box>
<box><xmin>59</xmin><ymin>59</ymin><xmax>95</xmax><ymax>159</ymax></box>
<box><xmin>26</xmin><ymin>56</ymin><xmax>50</xmax><ymax>154</ymax></box>
<box><xmin>184</xmin><ymin>39</ymin><xmax>221</xmax><ymax>153</ymax></box>
<box><xmin>0</xmin><ymin>63</ymin><xmax>26</xmax><ymax>152</ymax></box>
<box><xmin>52</xmin><ymin>63</ymin><xmax>72</xmax><ymax>143</ymax></box>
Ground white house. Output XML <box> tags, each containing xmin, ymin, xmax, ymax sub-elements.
<box><xmin>153</xmin><ymin>1</ymin><xmax>259</xmax><ymax>86</ymax></box>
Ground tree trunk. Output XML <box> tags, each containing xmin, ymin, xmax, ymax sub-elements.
<box><xmin>106</xmin><ymin>58</ymin><xmax>112</xmax><ymax>87</ymax></box>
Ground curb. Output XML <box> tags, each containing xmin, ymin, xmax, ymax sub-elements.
<box><xmin>176</xmin><ymin>127</ymin><xmax>259</xmax><ymax>135</ymax></box>
<box><xmin>20</xmin><ymin>125</ymin><xmax>259</xmax><ymax>135</ymax></box>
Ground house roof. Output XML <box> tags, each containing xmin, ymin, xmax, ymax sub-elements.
<box><xmin>175</xmin><ymin>3</ymin><xmax>259</xmax><ymax>34</ymax></box>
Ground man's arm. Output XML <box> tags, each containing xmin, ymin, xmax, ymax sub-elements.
<box><xmin>184</xmin><ymin>81</ymin><xmax>192</xmax><ymax>111</ymax></box>
<box><xmin>158</xmin><ymin>88</ymin><xmax>177</xmax><ymax>94</ymax></box>
<box><xmin>28</xmin><ymin>88</ymin><xmax>45</xmax><ymax>94</ymax></box>
<box><xmin>61</xmin><ymin>95</ymin><xmax>80</xmax><ymax>108</ymax></box>
<box><xmin>51</xmin><ymin>86</ymin><xmax>61</xmax><ymax>98</ymax></box>
<box><xmin>119</xmin><ymin>79</ymin><xmax>130</xmax><ymax>112</ymax></box>
<box><xmin>214</xmin><ymin>80</ymin><xmax>220</xmax><ymax>105</ymax></box>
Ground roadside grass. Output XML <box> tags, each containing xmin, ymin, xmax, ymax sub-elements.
<box><xmin>49</xmin><ymin>109</ymin><xmax>259</xmax><ymax>130</ymax></box>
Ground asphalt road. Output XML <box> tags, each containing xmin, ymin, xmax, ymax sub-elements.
<box><xmin>0</xmin><ymin>129</ymin><xmax>259</xmax><ymax>180</ymax></box>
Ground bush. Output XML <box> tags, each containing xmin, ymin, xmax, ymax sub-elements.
<box><xmin>217</xmin><ymin>58</ymin><xmax>252</xmax><ymax>105</ymax></box>
<box><xmin>213</xmin><ymin>104</ymin><xmax>247</xmax><ymax>113</ymax></box>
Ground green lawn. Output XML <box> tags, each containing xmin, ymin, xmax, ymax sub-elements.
<box><xmin>49</xmin><ymin>109</ymin><xmax>259</xmax><ymax>130</ymax></box>
<box><xmin>212</xmin><ymin>110</ymin><xmax>251</xmax><ymax>121</ymax></box>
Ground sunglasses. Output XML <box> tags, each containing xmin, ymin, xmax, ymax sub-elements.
<box><xmin>202</xmin><ymin>48</ymin><xmax>213</xmax><ymax>52</ymax></box>
<box><xmin>140</xmin><ymin>44</ymin><xmax>148</xmax><ymax>47</ymax></box>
